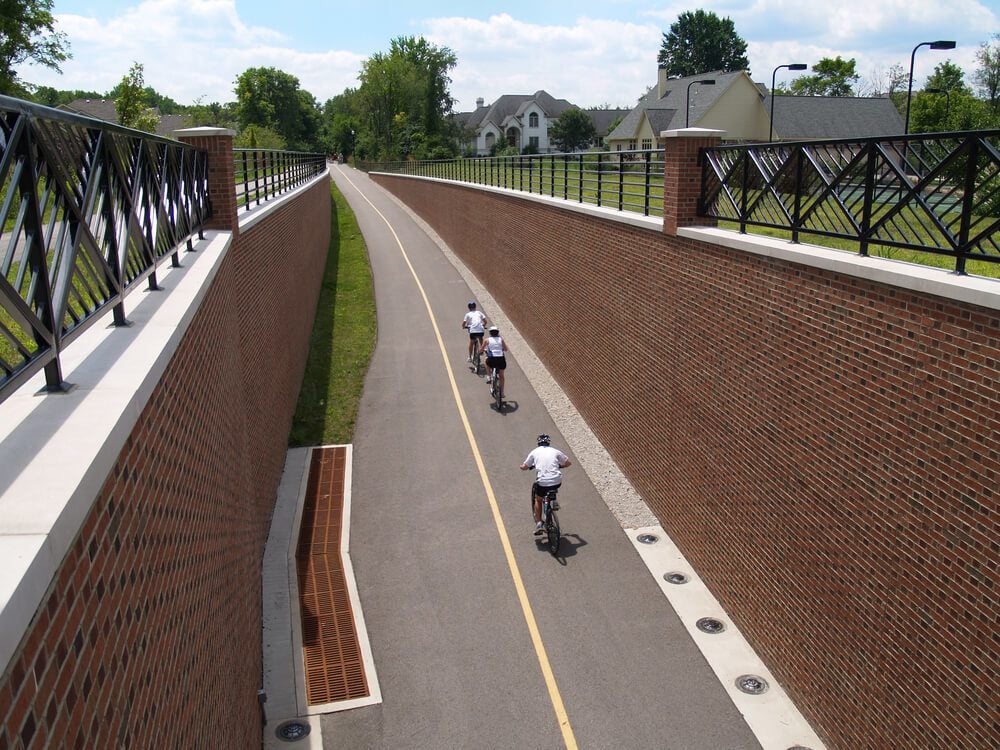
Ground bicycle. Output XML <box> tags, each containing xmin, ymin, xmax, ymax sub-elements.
<box><xmin>489</xmin><ymin>366</ymin><xmax>503</xmax><ymax>411</ymax></box>
<box><xmin>532</xmin><ymin>487</ymin><xmax>561</xmax><ymax>556</ymax></box>
<box><xmin>472</xmin><ymin>343</ymin><xmax>482</xmax><ymax>375</ymax></box>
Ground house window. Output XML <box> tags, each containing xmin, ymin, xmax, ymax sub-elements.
<box><xmin>628</xmin><ymin>140</ymin><xmax>637</xmax><ymax>151</ymax></box>
<box><xmin>529</xmin><ymin>112</ymin><xmax>539</xmax><ymax>127</ymax></box>
<box><xmin>641</xmin><ymin>138</ymin><xmax>652</xmax><ymax>150</ymax></box>
<box><xmin>596</xmin><ymin>136</ymin><xmax>604</xmax><ymax>146</ymax></box>
<box><xmin>616</xmin><ymin>144</ymin><xmax>622</xmax><ymax>151</ymax></box>
<box><xmin>529</xmin><ymin>136</ymin><xmax>539</xmax><ymax>149</ymax></box>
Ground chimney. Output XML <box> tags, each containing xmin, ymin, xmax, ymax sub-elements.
<box><xmin>657</xmin><ymin>66</ymin><xmax>669</xmax><ymax>99</ymax></box>
<box><xmin>476</xmin><ymin>97</ymin><xmax>485</xmax><ymax>109</ymax></box>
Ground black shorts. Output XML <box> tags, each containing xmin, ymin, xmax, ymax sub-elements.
<box><xmin>486</xmin><ymin>355</ymin><xmax>506</xmax><ymax>370</ymax></box>
<box><xmin>533</xmin><ymin>482</ymin><xmax>560</xmax><ymax>499</ymax></box>
<box><xmin>469</xmin><ymin>331</ymin><xmax>484</xmax><ymax>341</ymax></box>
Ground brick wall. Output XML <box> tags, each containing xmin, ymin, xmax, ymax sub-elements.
<box><xmin>0</xmin><ymin>178</ymin><xmax>330</xmax><ymax>748</ymax></box>
<box><xmin>372</xmin><ymin>173</ymin><xmax>999</xmax><ymax>750</ymax></box>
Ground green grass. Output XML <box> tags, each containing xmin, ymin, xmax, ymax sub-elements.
<box><xmin>288</xmin><ymin>180</ymin><xmax>377</xmax><ymax>446</ymax></box>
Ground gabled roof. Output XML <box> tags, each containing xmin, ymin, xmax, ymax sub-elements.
<box><xmin>585</xmin><ymin>108</ymin><xmax>632</xmax><ymax>137</ymax></box>
<box><xmin>766</xmin><ymin>95</ymin><xmax>905</xmax><ymax>139</ymax></box>
<box><xmin>461</xmin><ymin>90</ymin><xmax>576</xmax><ymax>131</ymax></box>
<box><xmin>58</xmin><ymin>99</ymin><xmax>192</xmax><ymax>138</ymax></box>
<box><xmin>607</xmin><ymin>69</ymin><xmax>745</xmax><ymax>140</ymax></box>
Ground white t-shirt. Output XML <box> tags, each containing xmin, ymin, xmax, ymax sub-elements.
<box><xmin>464</xmin><ymin>310</ymin><xmax>487</xmax><ymax>333</ymax></box>
<box><xmin>484</xmin><ymin>335</ymin><xmax>505</xmax><ymax>357</ymax></box>
<box><xmin>523</xmin><ymin>446</ymin><xmax>568</xmax><ymax>487</ymax></box>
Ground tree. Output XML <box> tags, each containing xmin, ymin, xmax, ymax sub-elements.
<box><xmin>857</xmin><ymin>63</ymin><xmax>907</xmax><ymax>98</ymax></box>
<box><xmin>925</xmin><ymin>61</ymin><xmax>970</xmax><ymax>94</ymax></box>
<box><xmin>235</xmin><ymin>66</ymin><xmax>322</xmax><ymax>151</ymax></box>
<box><xmin>115</xmin><ymin>62</ymin><xmax>159</xmax><ymax>133</ymax></box>
<box><xmin>974</xmin><ymin>34</ymin><xmax>1000</xmax><ymax>112</ymax></box>
<box><xmin>355</xmin><ymin>36</ymin><xmax>458</xmax><ymax>160</ymax></box>
<box><xmin>657</xmin><ymin>10</ymin><xmax>748</xmax><ymax>77</ymax></box>
<box><xmin>789</xmin><ymin>56</ymin><xmax>859</xmax><ymax>97</ymax></box>
<box><xmin>0</xmin><ymin>0</ymin><xmax>70</xmax><ymax>95</ymax></box>
<box><xmin>549</xmin><ymin>108</ymin><xmax>596</xmax><ymax>152</ymax></box>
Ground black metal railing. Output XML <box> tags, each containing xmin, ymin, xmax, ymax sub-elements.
<box><xmin>361</xmin><ymin>149</ymin><xmax>666</xmax><ymax>217</ymax></box>
<box><xmin>700</xmin><ymin>130</ymin><xmax>1000</xmax><ymax>273</ymax></box>
<box><xmin>0</xmin><ymin>95</ymin><xmax>209</xmax><ymax>405</ymax></box>
<box><xmin>234</xmin><ymin>149</ymin><xmax>327</xmax><ymax>211</ymax></box>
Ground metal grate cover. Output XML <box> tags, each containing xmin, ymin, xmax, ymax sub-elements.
<box><xmin>296</xmin><ymin>447</ymin><xmax>370</xmax><ymax>704</ymax></box>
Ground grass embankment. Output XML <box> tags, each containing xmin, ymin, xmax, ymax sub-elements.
<box><xmin>288</xmin><ymin>181</ymin><xmax>376</xmax><ymax>446</ymax></box>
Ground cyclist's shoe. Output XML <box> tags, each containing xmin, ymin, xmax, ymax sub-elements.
<box><xmin>534</xmin><ymin>522</ymin><xmax>544</xmax><ymax>535</ymax></box>
<box><xmin>486</xmin><ymin>375</ymin><xmax>493</xmax><ymax>383</ymax></box>
<box><xmin>467</xmin><ymin>355</ymin><xmax>472</xmax><ymax>362</ymax></box>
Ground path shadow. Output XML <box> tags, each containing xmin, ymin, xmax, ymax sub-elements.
<box><xmin>535</xmin><ymin>532</ymin><xmax>587</xmax><ymax>566</ymax></box>
<box><xmin>491</xmin><ymin>399</ymin><xmax>519</xmax><ymax>414</ymax></box>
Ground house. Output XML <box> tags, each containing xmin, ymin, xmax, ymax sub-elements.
<box><xmin>606</xmin><ymin>67</ymin><xmax>906</xmax><ymax>150</ymax></box>
<box><xmin>58</xmin><ymin>99</ymin><xmax>191</xmax><ymax>138</ymax></box>
<box><xmin>456</xmin><ymin>91</ymin><xmax>630</xmax><ymax>155</ymax></box>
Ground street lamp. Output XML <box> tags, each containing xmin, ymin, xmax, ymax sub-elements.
<box><xmin>769</xmin><ymin>63</ymin><xmax>807</xmax><ymax>142</ymax></box>
<box><xmin>905</xmin><ymin>40</ymin><xmax>956</xmax><ymax>134</ymax></box>
<box><xmin>686</xmin><ymin>79</ymin><xmax>715</xmax><ymax>128</ymax></box>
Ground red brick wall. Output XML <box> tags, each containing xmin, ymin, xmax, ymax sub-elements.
<box><xmin>372</xmin><ymin>173</ymin><xmax>999</xmax><ymax>750</ymax></box>
<box><xmin>0</xmin><ymin>179</ymin><xmax>330</xmax><ymax>749</ymax></box>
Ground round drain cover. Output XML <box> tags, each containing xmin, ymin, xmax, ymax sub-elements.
<box><xmin>663</xmin><ymin>572</ymin><xmax>689</xmax><ymax>584</ymax></box>
<box><xmin>696</xmin><ymin>617</ymin><xmax>726</xmax><ymax>634</ymax></box>
<box><xmin>636</xmin><ymin>533</ymin><xmax>659</xmax><ymax>544</ymax></box>
<box><xmin>735</xmin><ymin>674</ymin><xmax>769</xmax><ymax>695</ymax></box>
<box><xmin>275</xmin><ymin>720</ymin><xmax>311</xmax><ymax>742</ymax></box>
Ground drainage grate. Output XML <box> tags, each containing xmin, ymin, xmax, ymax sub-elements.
<box><xmin>636</xmin><ymin>533</ymin><xmax>659</xmax><ymax>544</ymax></box>
<box><xmin>275</xmin><ymin>720</ymin><xmax>311</xmax><ymax>742</ymax></box>
<box><xmin>296</xmin><ymin>447</ymin><xmax>370</xmax><ymax>705</ymax></box>
<box><xmin>696</xmin><ymin>617</ymin><xmax>726</xmax><ymax>634</ymax></box>
<box><xmin>663</xmin><ymin>572</ymin><xmax>689</xmax><ymax>585</ymax></box>
<box><xmin>735</xmin><ymin>674</ymin><xmax>769</xmax><ymax>695</ymax></box>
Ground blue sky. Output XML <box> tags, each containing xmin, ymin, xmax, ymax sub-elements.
<box><xmin>17</xmin><ymin>0</ymin><xmax>1000</xmax><ymax>110</ymax></box>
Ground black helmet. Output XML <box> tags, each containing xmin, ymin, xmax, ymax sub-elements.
<box><xmin>536</xmin><ymin>434</ymin><xmax>550</xmax><ymax>446</ymax></box>
<box><xmin>468</xmin><ymin>301</ymin><xmax>476</xmax><ymax>309</ymax></box>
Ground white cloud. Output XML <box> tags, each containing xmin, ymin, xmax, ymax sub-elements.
<box><xmin>423</xmin><ymin>13</ymin><xmax>662</xmax><ymax>109</ymax></box>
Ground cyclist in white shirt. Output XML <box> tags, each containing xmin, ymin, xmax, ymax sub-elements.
<box><xmin>480</xmin><ymin>324</ymin><xmax>509</xmax><ymax>395</ymax></box>
<box><xmin>462</xmin><ymin>301</ymin><xmax>488</xmax><ymax>362</ymax></box>
<box><xmin>521</xmin><ymin>434</ymin><xmax>572</xmax><ymax>535</ymax></box>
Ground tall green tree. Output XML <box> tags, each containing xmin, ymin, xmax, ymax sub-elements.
<box><xmin>925</xmin><ymin>60</ymin><xmax>970</xmax><ymax>94</ymax></box>
<box><xmin>235</xmin><ymin>66</ymin><xmax>322</xmax><ymax>151</ymax></box>
<box><xmin>789</xmin><ymin>56</ymin><xmax>859</xmax><ymax>96</ymax></box>
<box><xmin>974</xmin><ymin>34</ymin><xmax>1000</xmax><ymax>112</ymax></box>
<box><xmin>657</xmin><ymin>10</ymin><xmax>748</xmax><ymax>77</ymax></box>
<box><xmin>356</xmin><ymin>36</ymin><xmax>457</xmax><ymax>160</ymax></box>
<box><xmin>115</xmin><ymin>62</ymin><xmax>159</xmax><ymax>133</ymax></box>
<box><xmin>549</xmin><ymin>108</ymin><xmax>596</xmax><ymax>152</ymax></box>
<box><xmin>0</xmin><ymin>0</ymin><xmax>70</xmax><ymax>95</ymax></box>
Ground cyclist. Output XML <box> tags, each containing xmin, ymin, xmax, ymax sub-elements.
<box><xmin>462</xmin><ymin>301</ymin><xmax>488</xmax><ymax>363</ymax></box>
<box><xmin>481</xmin><ymin>324</ymin><xmax>508</xmax><ymax>395</ymax></box>
<box><xmin>520</xmin><ymin>434</ymin><xmax>572</xmax><ymax>535</ymax></box>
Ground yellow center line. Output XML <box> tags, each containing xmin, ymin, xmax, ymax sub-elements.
<box><xmin>336</xmin><ymin>167</ymin><xmax>577</xmax><ymax>749</ymax></box>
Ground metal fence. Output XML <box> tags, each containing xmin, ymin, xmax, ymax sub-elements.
<box><xmin>700</xmin><ymin>130</ymin><xmax>1000</xmax><ymax>273</ymax></box>
<box><xmin>0</xmin><ymin>95</ymin><xmax>209</xmax><ymax>405</ymax></box>
<box><xmin>361</xmin><ymin>149</ymin><xmax>667</xmax><ymax>217</ymax></box>
<box><xmin>234</xmin><ymin>149</ymin><xmax>327</xmax><ymax>212</ymax></box>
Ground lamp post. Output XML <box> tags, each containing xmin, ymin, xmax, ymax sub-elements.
<box><xmin>685</xmin><ymin>79</ymin><xmax>715</xmax><ymax>128</ymax></box>
<box><xmin>905</xmin><ymin>40</ymin><xmax>956</xmax><ymax>134</ymax></box>
<box><xmin>769</xmin><ymin>63</ymin><xmax>807</xmax><ymax>142</ymax></box>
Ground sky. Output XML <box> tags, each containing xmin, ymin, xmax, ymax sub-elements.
<box><xmin>15</xmin><ymin>0</ymin><xmax>1000</xmax><ymax>111</ymax></box>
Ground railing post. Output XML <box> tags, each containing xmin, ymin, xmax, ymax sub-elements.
<box><xmin>956</xmin><ymin>135</ymin><xmax>979</xmax><ymax>275</ymax></box>
<box><xmin>661</xmin><ymin>128</ymin><xmax>724</xmax><ymax>235</ymax></box>
<box><xmin>859</xmin><ymin>140</ymin><xmax>878</xmax><ymax>258</ymax></box>
<box><xmin>176</xmin><ymin>127</ymin><xmax>238</xmax><ymax>235</ymax></box>
<box><xmin>791</xmin><ymin>146</ymin><xmax>804</xmax><ymax>244</ymax></box>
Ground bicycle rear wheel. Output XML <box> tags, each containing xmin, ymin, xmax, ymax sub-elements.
<box><xmin>545</xmin><ymin>509</ymin><xmax>560</xmax><ymax>555</ymax></box>
<box><xmin>492</xmin><ymin>370</ymin><xmax>502</xmax><ymax>411</ymax></box>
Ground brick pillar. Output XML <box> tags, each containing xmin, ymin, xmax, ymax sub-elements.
<box><xmin>175</xmin><ymin>127</ymin><xmax>239</xmax><ymax>236</ymax></box>
<box><xmin>661</xmin><ymin>128</ymin><xmax>724</xmax><ymax>235</ymax></box>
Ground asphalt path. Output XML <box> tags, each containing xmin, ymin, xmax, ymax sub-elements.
<box><xmin>323</xmin><ymin>165</ymin><xmax>762</xmax><ymax>750</ymax></box>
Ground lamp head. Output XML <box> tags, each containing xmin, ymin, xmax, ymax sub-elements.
<box><xmin>788</xmin><ymin>63</ymin><xmax>808</xmax><ymax>71</ymax></box>
<box><xmin>701</xmin><ymin>79</ymin><xmax>716</xmax><ymax>85</ymax></box>
<box><xmin>930</xmin><ymin>40</ymin><xmax>956</xmax><ymax>50</ymax></box>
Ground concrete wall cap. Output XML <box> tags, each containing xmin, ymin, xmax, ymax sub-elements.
<box><xmin>660</xmin><ymin>127</ymin><xmax>727</xmax><ymax>139</ymax></box>
<box><xmin>174</xmin><ymin>126</ymin><xmax>236</xmax><ymax>137</ymax></box>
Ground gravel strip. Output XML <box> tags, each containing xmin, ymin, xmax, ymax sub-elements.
<box><xmin>380</xmin><ymin>185</ymin><xmax>658</xmax><ymax>529</ymax></box>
